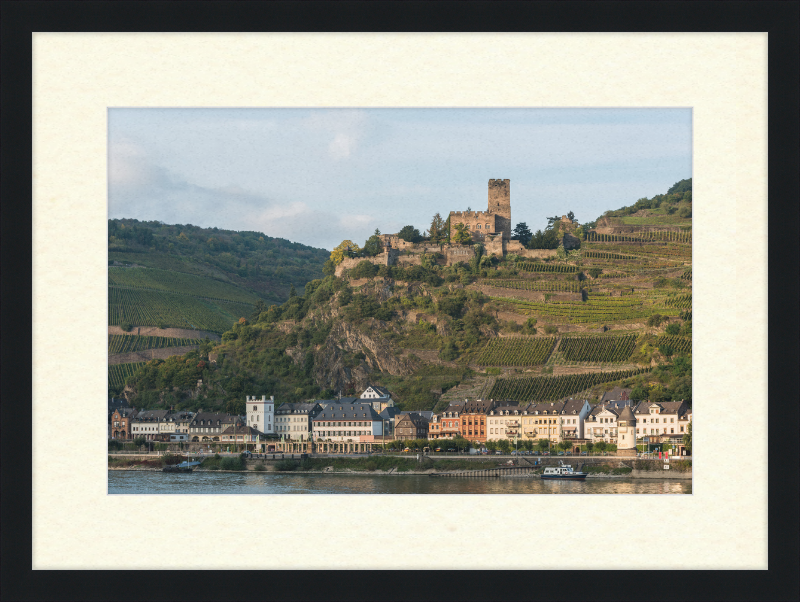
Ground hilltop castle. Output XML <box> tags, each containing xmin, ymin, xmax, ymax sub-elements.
<box><xmin>449</xmin><ymin>179</ymin><xmax>512</xmax><ymax>242</ymax></box>
<box><xmin>335</xmin><ymin>178</ymin><xmax>559</xmax><ymax>277</ymax></box>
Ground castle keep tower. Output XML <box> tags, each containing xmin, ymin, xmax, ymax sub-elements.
<box><xmin>488</xmin><ymin>179</ymin><xmax>511</xmax><ymax>240</ymax></box>
<box><xmin>448</xmin><ymin>179</ymin><xmax>512</xmax><ymax>243</ymax></box>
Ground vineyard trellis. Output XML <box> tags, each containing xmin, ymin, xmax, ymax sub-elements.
<box><xmin>476</xmin><ymin>337</ymin><xmax>557</xmax><ymax>366</ymax></box>
<box><xmin>586</xmin><ymin>230</ymin><xmax>691</xmax><ymax>243</ymax></box>
<box><xmin>558</xmin><ymin>334</ymin><xmax>637</xmax><ymax>363</ymax></box>
<box><xmin>108</xmin><ymin>287</ymin><xmax>249</xmax><ymax>333</ymax></box>
<box><xmin>109</xmin><ymin>267</ymin><xmax>260</xmax><ymax>304</ymax></box>
<box><xmin>108</xmin><ymin>362</ymin><xmax>146</xmax><ymax>389</ymax></box>
<box><xmin>108</xmin><ymin>335</ymin><xmax>199</xmax><ymax>355</ymax></box>
<box><xmin>517</xmin><ymin>262</ymin><xmax>579</xmax><ymax>273</ymax></box>
<box><xmin>488</xmin><ymin>367</ymin><xmax>650</xmax><ymax>402</ymax></box>
<box><xmin>483</xmin><ymin>279</ymin><xmax>582</xmax><ymax>293</ymax></box>
<box><xmin>655</xmin><ymin>335</ymin><xmax>692</xmax><ymax>355</ymax></box>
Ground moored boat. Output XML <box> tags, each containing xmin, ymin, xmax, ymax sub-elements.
<box><xmin>540</xmin><ymin>461</ymin><xmax>587</xmax><ymax>480</ymax></box>
<box><xmin>163</xmin><ymin>465</ymin><xmax>193</xmax><ymax>473</ymax></box>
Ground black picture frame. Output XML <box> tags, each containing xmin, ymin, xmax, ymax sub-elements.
<box><xmin>2</xmin><ymin>2</ymin><xmax>797</xmax><ymax>601</ymax></box>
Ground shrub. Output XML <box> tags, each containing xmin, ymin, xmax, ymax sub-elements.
<box><xmin>253</xmin><ymin>462</ymin><xmax>266</xmax><ymax>472</ymax></box>
<box><xmin>275</xmin><ymin>459</ymin><xmax>298</xmax><ymax>471</ymax></box>
<box><xmin>544</xmin><ymin>325</ymin><xmax>558</xmax><ymax>335</ymax></box>
<box><xmin>665</xmin><ymin>323</ymin><xmax>681</xmax><ymax>335</ymax></box>
<box><xmin>120</xmin><ymin>322</ymin><xmax>133</xmax><ymax>332</ymax></box>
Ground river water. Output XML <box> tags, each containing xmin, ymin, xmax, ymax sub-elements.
<box><xmin>109</xmin><ymin>471</ymin><xmax>691</xmax><ymax>494</ymax></box>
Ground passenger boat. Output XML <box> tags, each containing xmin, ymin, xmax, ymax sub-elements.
<box><xmin>540</xmin><ymin>462</ymin><xmax>587</xmax><ymax>480</ymax></box>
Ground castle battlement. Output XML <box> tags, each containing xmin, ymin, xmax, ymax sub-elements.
<box><xmin>449</xmin><ymin>179</ymin><xmax>512</xmax><ymax>242</ymax></box>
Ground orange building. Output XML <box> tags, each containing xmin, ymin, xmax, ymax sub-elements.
<box><xmin>459</xmin><ymin>399</ymin><xmax>497</xmax><ymax>444</ymax></box>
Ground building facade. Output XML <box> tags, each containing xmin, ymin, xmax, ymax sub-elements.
<box><xmin>110</xmin><ymin>407</ymin><xmax>137</xmax><ymax>439</ymax></box>
<box><xmin>459</xmin><ymin>399</ymin><xmax>496</xmax><ymax>443</ymax></box>
<box><xmin>274</xmin><ymin>402</ymin><xmax>322</xmax><ymax>443</ymax></box>
<box><xmin>311</xmin><ymin>401</ymin><xmax>384</xmax><ymax>453</ymax></box>
<box><xmin>246</xmin><ymin>395</ymin><xmax>274</xmax><ymax>435</ymax></box>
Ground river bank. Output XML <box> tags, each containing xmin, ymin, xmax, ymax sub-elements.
<box><xmin>108</xmin><ymin>456</ymin><xmax>691</xmax><ymax>479</ymax></box>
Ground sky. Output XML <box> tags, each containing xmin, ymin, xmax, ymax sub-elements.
<box><xmin>108</xmin><ymin>108</ymin><xmax>692</xmax><ymax>251</ymax></box>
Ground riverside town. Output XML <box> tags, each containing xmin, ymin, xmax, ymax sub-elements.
<box><xmin>109</xmin><ymin>109</ymin><xmax>693</xmax><ymax>492</ymax></box>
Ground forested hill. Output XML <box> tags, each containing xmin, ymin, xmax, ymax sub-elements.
<box><xmin>108</xmin><ymin>219</ymin><xmax>329</xmax><ymax>305</ymax></box>
<box><xmin>599</xmin><ymin>178</ymin><xmax>692</xmax><ymax>221</ymax></box>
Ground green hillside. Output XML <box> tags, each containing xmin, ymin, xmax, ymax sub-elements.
<box><xmin>112</xmin><ymin>180</ymin><xmax>692</xmax><ymax>412</ymax></box>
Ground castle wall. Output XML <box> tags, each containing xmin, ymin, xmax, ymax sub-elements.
<box><xmin>448</xmin><ymin>211</ymin><xmax>500</xmax><ymax>243</ymax></box>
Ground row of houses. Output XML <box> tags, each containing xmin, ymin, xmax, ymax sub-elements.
<box><xmin>109</xmin><ymin>385</ymin><xmax>691</xmax><ymax>454</ymax></box>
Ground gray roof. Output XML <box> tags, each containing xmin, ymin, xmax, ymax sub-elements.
<box><xmin>190</xmin><ymin>412</ymin><xmax>238</xmax><ymax>427</ymax></box>
<box><xmin>401</xmin><ymin>410</ymin><xmax>434</xmax><ymax>421</ymax></box>
<box><xmin>313</xmin><ymin>402</ymin><xmax>382</xmax><ymax>421</ymax></box>
<box><xmin>490</xmin><ymin>405</ymin><xmax>524</xmax><ymax>416</ymax></box>
<box><xmin>133</xmin><ymin>409</ymin><xmax>170</xmax><ymax>422</ymax></box>
<box><xmin>276</xmin><ymin>402</ymin><xmax>322</xmax><ymax>416</ymax></box>
<box><xmin>363</xmin><ymin>385</ymin><xmax>391</xmax><ymax>397</ymax></box>
<box><xmin>524</xmin><ymin>401</ymin><xmax>566</xmax><ymax>415</ymax></box>
<box><xmin>379</xmin><ymin>407</ymin><xmax>402</xmax><ymax>421</ymax></box>
<box><xmin>633</xmin><ymin>401</ymin><xmax>688</xmax><ymax>416</ymax></box>
<box><xmin>220</xmin><ymin>425</ymin><xmax>264</xmax><ymax>436</ymax></box>
<box><xmin>599</xmin><ymin>387</ymin><xmax>632</xmax><ymax>404</ymax></box>
<box><xmin>396</xmin><ymin>413</ymin><xmax>429</xmax><ymax>428</ymax></box>
<box><xmin>461</xmin><ymin>399</ymin><xmax>497</xmax><ymax>414</ymax></box>
<box><xmin>618</xmin><ymin>406</ymin><xmax>636</xmax><ymax>423</ymax></box>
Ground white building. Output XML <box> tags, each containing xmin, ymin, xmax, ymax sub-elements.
<box><xmin>274</xmin><ymin>402</ymin><xmax>323</xmax><ymax>442</ymax></box>
<box><xmin>487</xmin><ymin>405</ymin><xmax>523</xmax><ymax>441</ymax></box>
<box><xmin>246</xmin><ymin>395</ymin><xmax>274</xmax><ymax>434</ymax></box>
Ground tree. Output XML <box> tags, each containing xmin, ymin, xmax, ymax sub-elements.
<box><xmin>469</xmin><ymin>243</ymin><xmax>485</xmax><ymax>274</ymax></box>
<box><xmin>512</xmin><ymin>222</ymin><xmax>532</xmax><ymax>245</ymax></box>
<box><xmin>588</xmin><ymin>267</ymin><xmax>602</xmax><ymax>279</ymax></box>
<box><xmin>362</xmin><ymin>229</ymin><xmax>383</xmax><ymax>256</ymax></box>
<box><xmin>545</xmin><ymin>215</ymin><xmax>562</xmax><ymax>230</ymax></box>
<box><xmin>428</xmin><ymin>213</ymin><xmax>446</xmax><ymax>243</ymax></box>
<box><xmin>451</xmin><ymin>223</ymin><xmax>472</xmax><ymax>245</ymax></box>
<box><xmin>528</xmin><ymin>229</ymin><xmax>560</xmax><ymax>249</ymax></box>
<box><xmin>537</xmin><ymin>438</ymin><xmax>550</xmax><ymax>452</ymax></box>
<box><xmin>558</xmin><ymin>440</ymin><xmax>571</xmax><ymax>452</ymax></box>
<box><xmin>250</xmin><ymin>299</ymin><xmax>267</xmax><ymax>321</ymax></box>
<box><xmin>289</xmin><ymin>285</ymin><xmax>297</xmax><ymax>298</ymax></box>
<box><xmin>630</xmin><ymin>383</ymin><xmax>649</xmax><ymax>401</ymax></box>
<box><xmin>485</xmin><ymin>440</ymin><xmax>498</xmax><ymax>452</ymax></box>
<box><xmin>330</xmin><ymin>240</ymin><xmax>361</xmax><ymax>265</ymax></box>
<box><xmin>498</xmin><ymin>439</ymin><xmax>511</xmax><ymax>454</ymax></box>
<box><xmin>133</xmin><ymin>436</ymin><xmax>146</xmax><ymax>448</ymax></box>
<box><xmin>594</xmin><ymin>440</ymin><xmax>607</xmax><ymax>453</ymax></box>
<box><xmin>682</xmin><ymin>421</ymin><xmax>692</xmax><ymax>454</ymax></box>
<box><xmin>397</xmin><ymin>225</ymin><xmax>422</xmax><ymax>243</ymax></box>
<box><xmin>586</xmin><ymin>441</ymin><xmax>594</xmax><ymax>453</ymax></box>
<box><xmin>567</xmin><ymin>211</ymin><xmax>578</xmax><ymax>223</ymax></box>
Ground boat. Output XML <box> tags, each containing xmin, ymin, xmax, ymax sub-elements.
<box><xmin>540</xmin><ymin>461</ymin><xmax>587</xmax><ymax>480</ymax></box>
<box><xmin>163</xmin><ymin>464</ymin><xmax>193</xmax><ymax>473</ymax></box>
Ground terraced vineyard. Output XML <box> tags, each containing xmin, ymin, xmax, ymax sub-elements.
<box><xmin>496</xmin><ymin>296</ymin><xmax>677</xmax><ymax>324</ymax></box>
<box><xmin>655</xmin><ymin>335</ymin><xmax>692</xmax><ymax>355</ymax></box>
<box><xmin>482</xmin><ymin>279</ymin><xmax>582</xmax><ymax>293</ymax></box>
<box><xmin>108</xmin><ymin>335</ymin><xmax>199</xmax><ymax>355</ymax></box>
<box><xmin>518</xmin><ymin>262</ymin><xmax>579</xmax><ymax>273</ymax></box>
<box><xmin>108</xmin><ymin>288</ymin><xmax>248</xmax><ymax>334</ymax></box>
<box><xmin>109</xmin><ymin>267</ymin><xmax>260</xmax><ymax>304</ymax></box>
<box><xmin>558</xmin><ymin>334</ymin><xmax>638</xmax><ymax>363</ymax></box>
<box><xmin>488</xmin><ymin>367</ymin><xmax>650</xmax><ymax>402</ymax></box>
<box><xmin>586</xmin><ymin>230</ymin><xmax>692</xmax><ymax>243</ymax></box>
<box><xmin>664</xmin><ymin>294</ymin><xmax>692</xmax><ymax>309</ymax></box>
<box><xmin>108</xmin><ymin>362</ymin><xmax>146</xmax><ymax>389</ymax></box>
<box><xmin>476</xmin><ymin>337</ymin><xmax>557</xmax><ymax>366</ymax></box>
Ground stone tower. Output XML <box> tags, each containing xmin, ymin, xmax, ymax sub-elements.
<box><xmin>246</xmin><ymin>395</ymin><xmax>274</xmax><ymax>435</ymax></box>
<box><xmin>488</xmin><ymin>179</ymin><xmax>511</xmax><ymax>240</ymax></box>
<box><xmin>616</xmin><ymin>406</ymin><xmax>637</xmax><ymax>456</ymax></box>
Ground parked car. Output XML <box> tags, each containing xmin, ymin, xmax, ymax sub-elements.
<box><xmin>557</xmin><ymin>452</ymin><xmax>565</xmax><ymax>456</ymax></box>
<box><xmin>403</xmin><ymin>448</ymin><xmax>411</xmax><ymax>452</ymax></box>
<box><xmin>435</xmin><ymin>447</ymin><xmax>442</xmax><ymax>452</ymax></box>
<box><xmin>580</xmin><ymin>451</ymin><xmax>588</xmax><ymax>455</ymax></box>
<box><xmin>495</xmin><ymin>450</ymin><xmax>502</xmax><ymax>455</ymax></box>
<box><xmin>447</xmin><ymin>448</ymin><xmax>455</xmax><ymax>452</ymax></box>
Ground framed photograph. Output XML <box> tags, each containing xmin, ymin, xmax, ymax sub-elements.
<box><xmin>4</xmin><ymin>2</ymin><xmax>797</xmax><ymax>600</ymax></box>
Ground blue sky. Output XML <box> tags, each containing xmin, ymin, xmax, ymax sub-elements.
<box><xmin>108</xmin><ymin>108</ymin><xmax>691</xmax><ymax>251</ymax></box>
